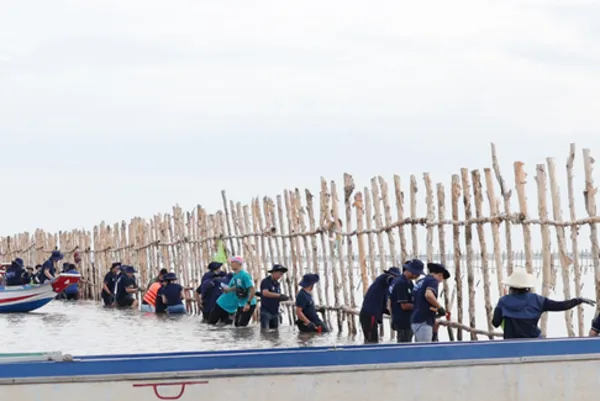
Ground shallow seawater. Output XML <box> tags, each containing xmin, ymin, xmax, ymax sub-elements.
<box><xmin>0</xmin><ymin>301</ymin><xmax>366</xmax><ymax>355</ymax></box>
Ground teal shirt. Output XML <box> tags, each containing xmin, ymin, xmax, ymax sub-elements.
<box><xmin>216</xmin><ymin>270</ymin><xmax>257</xmax><ymax>313</ymax></box>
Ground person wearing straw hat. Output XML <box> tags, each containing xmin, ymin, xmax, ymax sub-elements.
<box><xmin>389</xmin><ymin>259</ymin><xmax>425</xmax><ymax>343</ymax></box>
<box><xmin>493</xmin><ymin>267</ymin><xmax>595</xmax><ymax>339</ymax></box>
<box><xmin>359</xmin><ymin>266</ymin><xmax>402</xmax><ymax>343</ymax></box>
<box><xmin>411</xmin><ymin>262</ymin><xmax>450</xmax><ymax>343</ymax></box>
<box><xmin>259</xmin><ymin>264</ymin><xmax>290</xmax><ymax>330</ymax></box>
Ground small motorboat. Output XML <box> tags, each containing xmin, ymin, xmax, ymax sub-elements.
<box><xmin>0</xmin><ymin>273</ymin><xmax>80</xmax><ymax>313</ymax></box>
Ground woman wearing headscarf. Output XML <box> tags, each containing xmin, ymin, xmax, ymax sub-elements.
<box><xmin>492</xmin><ymin>267</ymin><xmax>595</xmax><ymax>339</ymax></box>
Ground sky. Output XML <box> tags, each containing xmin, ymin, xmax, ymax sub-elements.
<box><xmin>1</xmin><ymin>0</ymin><xmax>600</xmax><ymax>248</ymax></box>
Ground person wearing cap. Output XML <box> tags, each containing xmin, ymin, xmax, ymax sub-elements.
<box><xmin>411</xmin><ymin>262</ymin><xmax>450</xmax><ymax>343</ymax></box>
<box><xmin>493</xmin><ymin>267</ymin><xmax>594</xmax><ymax>339</ymax></box>
<box><xmin>389</xmin><ymin>259</ymin><xmax>425</xmax><ymax>343</ymax></box>
<box><xmin>295</xmin><ymin>273</ymin><xmax>328</xmax><ymax>333</ymax></box>
<box><xmin>209</xmin><ymin>256</ymin><xmax>256</xmax><ymax>326</ymax></box>
<box><xmin>195</xmin><ymin>262</ymin><xmax>225</xmax><ymax>319</ymax></box>
<box><xmin>359</xmin><ymin>267</ymin><xmax>402</xmax><ymax>343</ymax></box>
<box><xmin>4</xmin><ymin>258</ymin><xmax>26</xmax><ymax>287</ymax></box>
<box><xmin>39</xmin><ymin>250</ymin><xmax>63</xmax><ymax>284</ymax></box>
<box><xmin>147</xmin><ymin>268</ymin><xmax>168</xmax><ymax>291</ymax></box>
<box><xmin>161</xmin><ymin>273</ymin><xmax>186</xmax><ymax>314</ymax></box>
<box><xmin>114</xmin><ymin>265</ymin><xmax>139</xmax><ymax>309</ymax></box>
<box><xmin>101</xmin><ymin>262</ymin><xmax>121</xmax><ymax>306</ymax></box>
<box><xmin>259</xmin><ymin>264</ymin><xmax>290</xmax><ymax>330</ymax></box>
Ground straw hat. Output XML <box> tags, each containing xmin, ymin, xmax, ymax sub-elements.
<box><xmin>503</xmin><ymin>267</ymin><xmax>538</xmax><ymax>289</ymax></box>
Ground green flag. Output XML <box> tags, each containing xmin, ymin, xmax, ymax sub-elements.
<box><xmin>213</xmin><ymin>239</ymin><xmax>228</xmax><ymax>264</ymax></box>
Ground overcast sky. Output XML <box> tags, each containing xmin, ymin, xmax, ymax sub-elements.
<box><xmin>1</xmin><ymin>1</ymin><xmax>600</xmax><ymax>249</ymax></box>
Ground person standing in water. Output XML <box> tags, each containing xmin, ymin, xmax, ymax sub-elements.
<box><xmin>161</xmin><ymin>273</ymin><xmax>186</xmax><ymax>314</ymax></box>
<box><xmin>101</xmin><ymin>262</ymin><xmax>121</xmax><ymax>306</ymax></box>
<box><xmin>492</xmin><ymin>267</ymin><xmax>595</xmax><ymax>339</ymax></box>
<box><xmin>208</xmin><ymin>257</ymin><xmax>255</xmax><ymax>325</ymax></box>
<box><xmin>114</xmin><ymin>265</ymin><xmax>139</xmax><ymax>309</ymax></box>
<box><xmin>295</xmin><ymin>273</ymin><xmax>328</xmax><ymax>333</ymax></box>
<box><xmin>63</xmin><ymin>263</ymin><xmax>81</xmax><ymax>300</ymax></box>
<box><xmin>195</xmin><ymin>261</ymin><xmax>224</xmax><ymax>318</ymax></box>
<box><xmin>359</xmin><ymin>267</ymin><xmax>402</xmax><ymax>343</ymax></box>
<box><xmin>141</xmin><ymin>275</ymin><xmax>163</xmax><ymax>312</ymax></box>
<box><xmin>389</xmin><ymin>259</ymin><xmax>424</xmax><ymax>343</ymax></box>
<box><xmin>147</xmin><ymin>268</ymin><xmax>168</xmax><ymax>291</ymax></box>
<box><xmin>39</xmin><ymin>250</ymin><xmax>63</xmax><ymax>284</ymax></box>
<box><xmin>411</xmin><ymin>262</ymin><xmax>450</xmax><ymax>343</ymax></box>
<box><xmin>259</xmin><ymin>264</ymin><xmax>290</xmax><ymax>330</ymax></box>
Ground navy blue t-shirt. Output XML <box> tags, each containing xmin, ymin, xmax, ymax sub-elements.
<box><xmin>390</xmin><ymin>275</ymin><xmax>414</xmax><ymax>330</ymax></box>
<box><xmin>361</xmin><ymin>273</ymin><xmax>393</xmax><ymax>321</ymax></box>
<box><xmin>103</xmin><ymin>271</ymin><xmax>117</xmax><ymax>294</ymax></box>
<box><xmin>295</xmin><ymin>289</ymin><xmax>321</xmax><ymax>324</ymax></box>
<box><xmin>411</xmin><ymin>275</ymin><xmax>439</xmax><ymax>326</ymax></box>
<box><xmin>162</xmin><ymin>283</ymin><xmax>183</xmax><ymax>306</ymax></box>
<box><xmin>260</xmin><ymin>276</ymin><xmax>281</xmax><ymax>315</ymax></box>
<box><xmin>593</xmin><ymin>314</ymin><xmax>600</xmax><ymax>333</ymax></box>
<box><xmin>155</xmin><ymin>285</ymin><xmax>167</xmax><ymax>313</ymax></box>
<box><xmin>39</xmin><ymin>259</ymin><xmax>56</xmax><ymax>284</ymax></box>
<box><xmin>115</xmin><ymin>275</ymin><xmax>136</xmax><ymax>301</ymax></box>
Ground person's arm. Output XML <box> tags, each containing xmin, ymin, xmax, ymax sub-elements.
<box><xmin>44</xmin><ymin>267</ymin><xmax>54</xmax><ymax>280</ymax></box>
<box><xmin>245</xmin><ymin>286</ymin><xmax>255</xmax><ymax>305</ymax></box>
<box><xmin>180</xmin><ymin>287</ymin><xmax>185</xmax><ymax>300</ymax></box>
<box><xmin>295</xmin><ymin>295</ymin><xmax>311</xmax><ymax>325</ymax></box>
<box><xmin>425</xmin><ymin>288</ymin><xmax>442</xmax><ymax>309</ymax></box>
<box><xmin>492</xmin><ymin>305</ymin><xmax>503</xmax><ymax>327</ymax></box>
<box><xmin>542</xmin><ymin>297</ymin><xmax>583</xmax><ymax>312</ymax></box>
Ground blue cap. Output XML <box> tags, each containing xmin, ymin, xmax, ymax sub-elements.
<box><xmin>299</xmin><ymin>273</ymin><xmax>320</xmax><ymax>288</ymax></box>
<box><xmin>121</xmin><ymin>265</ymin><xmax>137</xmax><ymax>274</ymax></box>
<box><xmin>51</xmin><ymin>250</ymin><xmax>63</xmax><ymax>260</ymax></box>
<box><xmin>383</xmin><ymin>267</ymin><xmax>402</xmax><ymax>277</ymax></box>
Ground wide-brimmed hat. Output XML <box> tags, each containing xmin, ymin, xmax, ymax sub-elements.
<box><xmin>383</xmin><ymin>267</ymin><xmax>402</xmax><ymax>277</ymax></box>
<box><xmin>403</xmin><ymin>259</ymin><xmax>424</xmax><ymax>276</ymax></box>
<box><xmin>163</xmin><ymin>272</ymin><xmax>177</xmax><ymax>281</ymax></box>
<box><xmin>503</xmin><ymin>267</ymin><xmax>538</xmax><ymax>289</ymax></box>
<box><xmin>121</xmin><ymin>265</ymin><xmax>137</xmax><ymax>274</ymax></box>
<box><xmin>12</xmin><ymin>258</ymin><xmax>24</xmax><ymax>268</ymax></box>
<box><xmin>299</xmin><ymin>273</ymin><xmax>320</xmax><ymax>287</ymax></box>
<box><xmin>268</xmin><ymin>264</ymin><xmax>288</xmax><ymax>274</ymax></box>
<box><xmin>229</xmin><ymin>256</ymin><xmax>244</xmax><ymax>265</ymax></box>
<box><xmin>111</xmin><ymin>262</ymin><xmax>122</xmax><ymax>270</ymax></box>
<box><xmin>428</xmin><ymin>262</ymin><xmax>450</xmax><ymax>279</ymax></box>
<box><xmin>208</xmin><ymin>261</ymin><xmax>223</xmax><ymax>271</ymax></box>
<box><xmin>51</xmin><ymin>250</ymin><xmax>63</xmax><ymax>260</ymax></box>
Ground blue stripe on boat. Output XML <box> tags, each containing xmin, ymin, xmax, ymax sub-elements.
<box><xmin>0</xmin><ymin>298</ymin><xmax>53</xmax><ymax>313</ymax></box>
<box><xmin>1</xmin><ymin>337</ymin><xmax>600</xmax><ymax>379</ymax></box>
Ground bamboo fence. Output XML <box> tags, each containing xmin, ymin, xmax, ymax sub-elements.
<box><xmin>1</xmin><ymin>143</ymin><xmax>600</xmax><ymax>341</ymax></box>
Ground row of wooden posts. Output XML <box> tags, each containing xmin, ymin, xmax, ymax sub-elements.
<box><xmin>1</xmin><ymin>143</ymin><xmax>599</xmax><ymax>340</ymax></box>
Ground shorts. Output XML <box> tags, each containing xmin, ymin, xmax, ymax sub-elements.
<box><xmin>140</xmin><ymin>304</ymin><xmax>155</xmax><ymax>313</ymax></box>
<box><xmin>167</xmin><ymin>304</ymin><xmax>186</xmax><ymax>314</ymax></box>
<box><xmin>116</xmin><ymin>297</ymin><xmax>135</xmax><ymax>308</ymax></box>
<box><xmin>412</xmin><ymin>322</ymin><xmax>433</xmax><ymax>343</ymax></box>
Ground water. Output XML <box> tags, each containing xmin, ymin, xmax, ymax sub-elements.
<box><xmin>0</xmin><ymin>301</ymin><xmax>363</xmax><ymax>355</ymax></box>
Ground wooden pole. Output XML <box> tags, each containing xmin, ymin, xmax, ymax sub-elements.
<box><xmin>409</xmin><ymin>175</ymin><xmax>419</xmax><ymax>258</ymax></box>
<box><xmin>364</xmin><ymin>190</ymin><xmax>377</xmax><ymax>282</ymax></box>
<box><xmin>583</xmin><ymin>148</ymin><xmax>600</xmax><ymax>312</ymax></box>
<box><xmin>514</xmin><ymin>162</ymin><xmax>534</xmax><ymax>273</ymax></box>
<box><xmin>451</xmin><ymin>174</ymin><xmax>464</xmax><ymax>341</ymax></box>
<box><xmin>436</xmin><ymin>182</ymin><xmax>454</xmax><ymax>341</ymax></box>
<box><xmin>460</xmin><ymin>169</ymin><xmax>477</xmax><ymax>340</ymax></box>
<box><xmin>343</xmin><ymin>175</ymin><xmax>358</xmax><ymax>334</ymax></box>
<box><xmin>393</xmin><ymin>175</ymin><xmax>408</xmax><ymax>263</ymax></box>
<box><xmin>491</xmin><ymin>143</ymin><xmax>514</xmax><ymax>275</ymax></box>
<box><xmin>484</xmin><ymin>168</ymin><xmax>504</xmax><ymax>297</ymax></box>
<box><xmin>535</xmin><ymin>164</ymin><xmax>552</xmax><ymax>337</ymax></box>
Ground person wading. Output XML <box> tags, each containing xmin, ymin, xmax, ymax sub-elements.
<box><xmin>209</xmin><ymin>256</ymin><xmax>255</xmax><ymax>326</ymax></box>
<box><xmin>492</xmin><ymin>267</ymin><xmax>595</xmax><ymax>339</ymax></box>
<box><xmin>195</xmin><ymin>261</ymin><xmax>225</xmax><ymax>319</ymax></box>
<box><xmin>114</xmin><ymin>265</ymin><xmax>139</xmax><ymax>309</ymax></box>
<box><xmin>411</xmin><ymin>262</ymin><xmax>450</xmax><ymax>343</ymax></box>
<box><xmin>259</xmin><ymin>264</ymin><xmax>290</xmax><ymax>330</ymax></box>
<box><xmin>161</xmin><ymin>273</ymin><xmax>186</xmax><ymax>314</ymax></box>
<box><xmin>63</xmin><ymin>263</ymin><xmax>81</xmax><ymax>300</ymax></box>
<box><xmin>359</xmin><ymin>267</ymin><xmax>402</xmax><ymax>343</ymax></box>
<box><xmin>142</xmin><ymin>276</ymin><xmax>162</xmax><ymax>312</ymax></box>
<box><xmin>101</xmin><ymin>262</ymin><xmax>121</xmax><ymax>306</ymax></box>
<box><xmin>295</xmin><ymin>273</ymin><xmax>328</xmax><ymax>333</ymax></box>
<box><xmin>147</xmin><ymin>268</ymin><xmax>168</xmax><ymax>291</ymax></box>
<box><xmin>389</xmin><ymin>259</ymin><xmax>424</xmax><ymax>343</ymax></box>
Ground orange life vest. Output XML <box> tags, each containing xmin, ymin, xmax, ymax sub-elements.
<box><xmin>143</xmin><ymin>282</ymin><xmax>161</xmax><ymax>307</ymax></box>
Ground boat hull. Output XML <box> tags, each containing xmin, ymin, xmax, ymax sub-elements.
<box><xmin>0</xmin><ymin>274</ymin><xmax>80</xmax><ymax>313</ymax></box>
<box><xmin>1</xmin><ymin>338</ymin><xmax>600</xmax><ymax>400</ymax></box>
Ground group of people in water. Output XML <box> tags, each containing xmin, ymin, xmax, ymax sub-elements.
<box><xmin>4</xmin><ymin>249</ymin><xmax>600</xmax><ymax>341</ymax></box>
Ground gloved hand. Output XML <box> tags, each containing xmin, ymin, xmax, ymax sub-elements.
<box><xmin>255</xmin><ymin>291</ymin><xmax>261</xmax><ymax>297</ymax></box>
<box><xmin>579</xmin><ymin>297</ymin><xmax>596</xmax><ymax>306</ymax></box>
<box><xmin>436</xmin><ymin>307</ymin><xmax>446</xmax><ymax>317</ymax></box>
<box><xmin>279</xmin><ymin>294</ymin><xmax>290</xmax><ymax>302</ymax></box>
<box><xmin>317</xmin><ymin>306</ymin><xmax>326</xmax><ymax>313</ymax></box>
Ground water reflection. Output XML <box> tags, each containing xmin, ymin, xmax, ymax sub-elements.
<box><xmin>0</xmin><ymin>301</ymin><xmax>368</xmax><ymax>355</ymax></box>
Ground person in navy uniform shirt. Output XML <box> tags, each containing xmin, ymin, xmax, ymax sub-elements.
<box><xmin>161</xmin><ymin>273</ymin><xmax>186</xmax><ymax>314</ymax></box>
<box><xmin>590</xmin><ymin>314</ymin><xmax>600</xmax><ymax>337</ymax></box>
<box><xmin>4</xmin><ymin>258</ymin><xmax>26</xmax><ymax>286</ymax></box>
<box><xmin>492</xmin><ymin>267</ymin><xmax>594</xmax><ymax>339</ymax></box>
<box><xmin>411</xmin><ymin>262</ymin><xmax>450</xmax><ymax>343</ymax></box>
<box><xmin>389</xmin><ymin>259</ymin><xmax>424</xmax><ymax>343</ymax></box>
<box><xmin>295</xmin><ymin>273</ymin><xmax>328</xmax><ymax>333</ymax></box>
<box><xmin>22</xmin><ymin>266</ymin><xmax>35</xmax><ymax>285</ymax></box>
<box><xmin>359</xmin><ymin>267</ymin><xmax>402</xmax><ymax>343</ymax></box>
<box><xmin>101</xmin><ymin>262</ymin><xmax>121</xmax><ymax>306</ymax></box>
<box><xmin>115</xmin><ymin>265</ymin><xmax>139</xmax><ymax>309</ymax></box>
<box><xmin>259</xmin><ymin>264</ymin><xmax>290</xmax><ymax>330</ymax></box>
<box><xmin>39</xmin><ymin>250</ymin><xmax>63</xmax><ymax>284</ymax></box>
<box><xmin>195</xmin><ymin>261</ymin><xmax>224</xmax><ymax>319</ymax></box>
